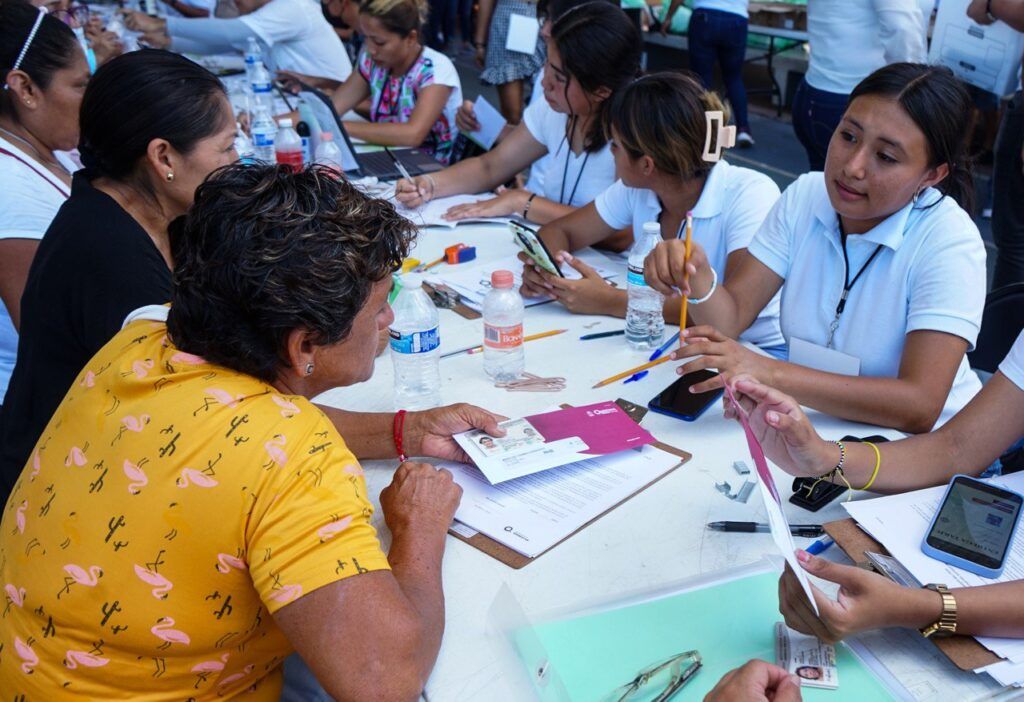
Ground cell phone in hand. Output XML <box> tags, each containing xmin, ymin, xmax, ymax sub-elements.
<box><xmin>510</xmin><ymin>220</ymin><xmax>564</xmax><ymax>278</ymax></box>
<box><xmin>647</xmin><ymin>369</ymin><xmax>722</xmax><ymax>422</ymax></box>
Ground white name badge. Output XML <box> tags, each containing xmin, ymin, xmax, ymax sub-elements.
<box><xmin>505</xmin><ymin>13</ymin><xmax>540</xmax><ymax>55</ymax></box>
<box><xmin>789</xmin><ymin>337</ymin><xmax>861</xmax><ymax>377</ymax></box>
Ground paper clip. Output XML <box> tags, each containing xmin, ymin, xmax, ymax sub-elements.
<box><xmin>703</xmin><ymin>111</ymin><xmax>736</xmax><ymax>163</ymax></box>
<box><xmin>495</xmin><ymin>372</ymin><xmax>567</xmax><ymax>393</ymax></box>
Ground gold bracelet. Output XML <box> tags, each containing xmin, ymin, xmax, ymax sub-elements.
<box><xmin>857</xmin><ymin>441</ymin><xmax>881</xmax><ymax>491</ymax></box>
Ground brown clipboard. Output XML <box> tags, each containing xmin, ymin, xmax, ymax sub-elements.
<box><xmin>448</xmin><ymin>403</ymin><xmax>692</xmax><ymax>569</ymax></box>
<box><xmin>824</xmin><ymin>518</ymin><xmax>1002</xmax><ymax>671</ymax></box>
<box><xmin>422</xmin><ymin>281</ymin><xmax>482</xmax><ymax>320</ymax></box>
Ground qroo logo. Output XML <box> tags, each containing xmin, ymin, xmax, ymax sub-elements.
<box><xmin>585</xmin><ymin>408</ymin><xmax>617</xmax><ymax>417</ymax></box>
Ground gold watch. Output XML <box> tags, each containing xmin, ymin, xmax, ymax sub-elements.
<box><xmin>920</xmin><ymin>583</ymin><xmax>958</xmax><ymax>638</ymax></box>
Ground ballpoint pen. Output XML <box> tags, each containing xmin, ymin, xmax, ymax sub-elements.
<box><xmin>706</xmin><ymin>521</ymin><xmax>825</xmax><ymax>538</ymax></box>
<box><xmin>385</xmin><ymin>146</ymin><xmax>414</xmax><ymax>182</ymax></box>
<box><xmin>580</xmin><ymin>330</ymin><xmax>626</xmax><ymax>341</ymax></box>
<box><xmin>624</xmin><ymin>331</ymin><xmax>680</xmax><ymax>384</ymax></box>
<box><xmin>806</xmin><ymin>536</ymin><xmax>835</xmax><ymax>555</ymax></box>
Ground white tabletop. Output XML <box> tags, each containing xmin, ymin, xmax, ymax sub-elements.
<box><xmin>315</xmin><ymin>220</ymin><xmax>1000</xmax><ymax>701</ymax></box>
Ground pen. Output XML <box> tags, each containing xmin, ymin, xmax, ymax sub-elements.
<box><xmin>385</xmin><ymin>147</ymin><xmax>414</xmax><ymax>182</ymax></box>
<box><xmin>580</xmin><ymin>330</ymin><xmax>625</xmax><ymax>341</ymax></box>
<box><xmin>624</xmin><ymin>332</ymin><xmax>681</xmax><ymax>383</ymax></box>
<box><xmin>706</xmin><ymin>521</ymin><xmax>825</xmax><ymax>538</ymax></box>
<box><xmin>805</xmin><ymin>536</ymin><xmax>835</xmax><ymax>556</ymax></box>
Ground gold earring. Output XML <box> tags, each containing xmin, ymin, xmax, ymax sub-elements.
<box><xmin>166</xmin><ymin>172</ymin><xmax>174</xmax><ymax>182</ymax></box>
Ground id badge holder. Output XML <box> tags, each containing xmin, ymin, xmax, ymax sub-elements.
<box><xmin>789</xmin><ymin>337</ymin><xmax>861</xmax><ymax>376</ymax></box>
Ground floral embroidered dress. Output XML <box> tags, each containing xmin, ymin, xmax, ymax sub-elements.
<box><xmin>358</xmin><ymin>45</ymin><xmax>463</xmax><ymax>165</ymax></box>
<box><xmin>0</xmin><ymin>318</ymin><xmax>389</xmax><ymax>700</ymax></box>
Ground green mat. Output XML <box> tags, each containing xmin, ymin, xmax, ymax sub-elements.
<box><xmin>515</xmin><ymin>570</ymin><xmax>895</xmax><ymax>701</ymax></box>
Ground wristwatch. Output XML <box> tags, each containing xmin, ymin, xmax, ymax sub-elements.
<box><xmin>920</xmin><ymin>583</ymin><xmax>958</xmax><ymax>638</ymax></box>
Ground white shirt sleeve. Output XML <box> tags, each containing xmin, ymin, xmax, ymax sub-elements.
<box><xmin>905</xmin><ymin>208</ymin><xmax>987</xmax><ymax>348</ymax></box>
<box><xmin>874</xmin><ymin>0</ymin><xmax>927</xmax><ymax>64</ymax></box>
<box><xmin>239</xmin><ymin>0</ymin><xmax>309</xmax><ymax>47</ymax></box>
<box><xmin>424</xmin><ymin>51</ymin><xmax>459</xmax><ymax>89</ymax></box>
<box><xmin>522</xmin><ymin>96</ymin><xmax>551</xmax><ymax>149</ymax></box>
<box><xmin>747</xmin><ymin>176</ymin><xmax>804</xmax><ymax>279</ymax></box>
<box><xmin>593</xmin><ymin>180</ymin><xmax>635</xmax><ymax>230</ymax></box>
<box><xmin>999</xmin><ymin>331</ymin><xmax>1024</xmax><ymax>392</ymax></box>
<box><xmin>721</xmin><ymin>171</ymin><xmax>781</xmax><ymax>255</ymax></box>
<box><xmin>0</xmin><ymin>168</ymin><xmax>64</xmax><ymax>241</ymax></box>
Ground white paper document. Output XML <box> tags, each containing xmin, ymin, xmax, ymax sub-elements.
<box><xmin>455</xmin><ymin>417</ymin><xmax>588</xmax><ymax>483</ymax></box>
<box><xmin>505</xmin><ymin>13</ymin><xmax>540</xmax><ymax>55</ymax></box>
<box><xmin>467</xmin><ymin>95</ymin><xmax>507</xmax><ymax>150</ymax></box>
<box><xmin>845</xmin><ymin>472</ymin><xmax>1024</xmax><ymax>663</ymax></box>
<box><xmin>444</xmin><ymin>444</ymin><xmax>682</xmax><ymax>558</ymax></box>
<box><xmin>394</xmin><ymin>193</ymin><xmax>510</xmax><ymax>229</ymax></box>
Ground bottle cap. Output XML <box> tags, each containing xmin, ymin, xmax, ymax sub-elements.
<box><xmin>402</xmin><ymin>273</ymin><xmax>424</xmax><ymax>289</ymax></box>
<box><xmin>491</xmin><ymin>270</ymin><xmax>514</xmax><ymax>289</ymax></box>
<box><xmin>641</xmin><ymin>221</ymin><xmax>659</xmax><ymax>234</ymax></box>
<box><xmin>321</xmin><ymin>132</ymin><xmax>334</xmax><ymax>141</ymax></box>
<box><xmin>277</xmin><ymin>118</ymin><xmax>293</xmax><ymax>128</ymax></box>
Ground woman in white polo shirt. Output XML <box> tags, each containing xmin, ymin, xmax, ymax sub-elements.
<box><xmin>124</xmin><ymin>0</ymin><xmax>352</xmax><ymax>85</ymax></box>
<box><xmin>645</xmin><ymin>63</ymin><xmax>985</xmax><ymax>433</ymax></box>
<box><xmin>518</xmin><ymin>72</ymin><xmax>784</xmax><ymax>350</ymax></box>
<box><xmin>393</xmin><ymin>2</ymin><xmax>641</xmax><ymax>224</ymax></box>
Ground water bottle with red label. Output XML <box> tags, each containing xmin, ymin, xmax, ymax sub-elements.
<box><xmin>274</xmin><ymin>118</ymin><xmax>304</xmax><ymax>172</ymax></box>
<box><xmin>482</xmin><ymin>269</ymin><xmax>525</xmax><ymax>381</ymax></box>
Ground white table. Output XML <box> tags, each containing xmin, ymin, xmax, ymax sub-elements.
<box><xmin>316</xmin><ymin>220</ymin><xmax>1001</xmax><ymax>701</ymax></box>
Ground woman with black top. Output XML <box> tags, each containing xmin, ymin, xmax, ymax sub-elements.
<box><xmin>0</xmin><ymin>49</ymin><xmax>238</xmax><ymax>499</ymax></box>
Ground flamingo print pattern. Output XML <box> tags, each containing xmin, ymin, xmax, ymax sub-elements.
<box><xmin>0</xmin><ymin>321</ymin><xmax>391</xmax><ymax>698</ymax></box>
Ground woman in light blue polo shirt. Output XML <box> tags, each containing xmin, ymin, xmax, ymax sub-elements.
<box><xmin>644</xmin><ymin>63</ymin><xmax>985</xmax><ymax>433</ymax></box>
<box><xmin>519</xmin><ymin>72</ymin><xmax>784</xmax><ymax>351</ymax></box>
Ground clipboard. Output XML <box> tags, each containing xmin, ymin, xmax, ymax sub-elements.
<box><xmin>824</xmin><ymin>517</ymin><xmax>1002</xmax><ymax>671</ymax></box>
<box><xmin>422</xmin><ymin>280</ymin><xmax>482</xmax><ymax>320</ymax></box>
<box><xmin>448</xmin><ymin>401</ymin><xmax>692</xmax><ymax>569</ymax></box>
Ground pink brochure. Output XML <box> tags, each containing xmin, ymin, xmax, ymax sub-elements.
<box><xmin>524</xmin><ymin>402</ymin><xmax>655</xmax><ymax>455</ymax></box>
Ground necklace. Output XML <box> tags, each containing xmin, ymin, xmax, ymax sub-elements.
<box><xmin>0</xmin><ymin>124</ymin><xmax>71</xmax><ymax>180</ymax></box>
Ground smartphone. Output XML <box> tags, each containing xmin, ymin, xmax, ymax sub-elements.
<box><xmin>510</xmin><ymin>220</ymin><xmax>564</xmax><ymax>278</ymax></box>
<box><xmin>921</xmin><ymin>474</ymin><xmax>1024</xmax><ymax>578</ymax></box>
<box><xmin>647</xmin><ymin>370</ymin><xmax>723</xmax><ymax>422</ymax></box>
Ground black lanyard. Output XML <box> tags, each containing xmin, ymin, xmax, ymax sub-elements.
<box><xmin>826</xmin><ymin>225</ymin><xmax>883</xmax><ymax>349</ymax></box>
<box><xmin>557</xmin><ymin>117</ymin><xmax>590</xmax><ymax>205</ymax></box>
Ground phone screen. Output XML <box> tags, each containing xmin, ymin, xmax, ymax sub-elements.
<box><xmin>926</xmin><ymin>477</ymin><xmax>1023</xmax><ymax>569</ymax></box>
<box><xmin>650</xmin><ymin>369</ymin><xmax>722</xmax><ymax>419</ymax></box>
<box><xmin>511</xmin><ymin>222</ymin><xmax>563</xmax><ymax>278</ymax></box>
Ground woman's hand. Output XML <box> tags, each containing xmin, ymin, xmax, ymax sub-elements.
<box><xmin>671</xmin><ymin>326</ymin><xmax>780</xmax><ymax>391</ymax></box>
<box><xmin>443</xmin><ymin>189</ymin><xmax>527</xmax><ymax>221</ymax></box>
<box><xmin>89</xmin><ymin>29</ymin><xmax>124</xmax><ymax>65</ymax></box>
<box><xmin>394</xmin><ymin>176</ymin><xmax>435</xmax><ymax>207</ymax></box>
<box><xmin>140</xmin><ymin>29</ymin><xmax>171</xmax><ymax>49</ymax></box>
<box><xmin>405</xmin><ymin>403</ymin><xmax>507</xmax><ymax>463</ymax></box>
<box><xmin>455</xmin><ymin>99</ymin><xmax>481</xmax><ymax>133</ymax></box>
<box><xmin>474</xmin><ymin>44</ymin><xmax>486</xmax><ymax>69</ymax></box>
<box><xmin>541</xmin><ymin>252</ymin><xmax>624</xmax><ymax>316</ymax></box>
<box><xmin>120</xmin><ymin>9</ymin><xmax>164</xmax><ymax>33</ymax></box>
<box><xmin>724</xmin><ymin>375</ymin><xmax>834</xmax><ymax>479</ymax></box>
<box><xmin>644</xmin><ymin>239</ymin><xmax>714</xmax><ymax>299</ymax></box>
<box><xmin>779</xmin><ymin>551</ymin><xmax>940</xmax><ymax>644</ymax></box>
<box><xmin>704</xmin><ymin>660</ymin><xmax>802</xmax><ymax>702</ymax></box>
<box><xmin>517</xmin><ymin>253</ymin><xmax>557</xmax><ymax>299</ymax></box>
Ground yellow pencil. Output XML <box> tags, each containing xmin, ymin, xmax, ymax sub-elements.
<box><xmin>444</xmin><ymin>329</ymin><xmax>568</xmax><ymax>358</ymax></box>
<box><xmin>679</xmin><ymin>211</ymin><xmax>693</xmax><ymax>348</ymax></box>
<box><xmin>592</xmin><ymin>356</ymin><xmax>673</xmax><ymax>389</ymax></box>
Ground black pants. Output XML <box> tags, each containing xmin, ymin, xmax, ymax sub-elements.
<box><xmin>993</xmin><ymin>92</ymin><xmax>1024</xmax><ymax>289</ymax></box>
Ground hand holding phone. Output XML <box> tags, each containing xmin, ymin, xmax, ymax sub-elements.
<box><xmin>648</xmin><ymin>369</ymin><xmax>723</xmax><ymax>422</ymax></box>
<box><xmin>511</xmin><ymin>220</ymin><xmax>564</xmax><ymax>278</ymax></box>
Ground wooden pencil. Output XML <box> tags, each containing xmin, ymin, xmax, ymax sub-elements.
<box><xmin>680</xmin><ymin>211</ymin><xmax>693</xmax><ymax>348</ymax></box>
<box><xmin>592</xmin><ymin>356</ymin><xmax>672</xmax><ymax>389</ymax></box>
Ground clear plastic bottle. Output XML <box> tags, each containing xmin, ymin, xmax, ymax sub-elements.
<box><xmin>314</xmin><ymin>132</ymin><xmax>345</xmax><ymax>174</ymax></box>
<box><xmin>250</xmin><ymin>107</ymin><xmax>276</xmax><ymax>163</ymax></box>
<box><xmin>244</xmin><ymin>37</ymin><xmax>262</xmax><ymax>83</ymax></box>
<box><xmin>233</xmin><ymin>121</ymin><xmax>256</xmax><ymax>164</ymax></box>
<box><xmin>274</xmin><ymin>118</ymin><xmax>304</xmax><ymax>172</ymax></box>
<box><xmin>249</xmin><ymin>60</ymin><xmax>273</xmax><ymax>114</ymax></box>
<box><xmin>482</xmin><ymin>270</ymin><xmax>525</xmax><ymax>381</ymax></box>
<box><xmin>625</xmin><ymin>221</ymin><xmax>665</xmax><ymax>350</ymax></box>
<box><xmin>390</xmin><ymin>274</ymin><xmax>441</xmax><ymax>410</ymax></box>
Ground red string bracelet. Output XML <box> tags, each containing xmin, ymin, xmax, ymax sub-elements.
<box><xmin>393</xmin><ymin>409</ymin><xmax>408</xmax><ymax>462</ymax></box>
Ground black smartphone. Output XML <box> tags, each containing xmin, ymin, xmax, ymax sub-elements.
<box><xmin>511</xmin><ymin>220</ymin><xmax>565</xmax><ymax>278</ymax></box>
<box><xmin>648</xmin><ymin>370</ymin><xmax>722</xmax><ymax>422</ymax></box>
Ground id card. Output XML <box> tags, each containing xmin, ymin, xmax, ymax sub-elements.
<box><xmin>775</xmin><ymin>622</ymin><xmax>839</xmax><ymax>690</ymax></box>
<box><xmin>505</xmin><ymin>13</ymin><xmax>540</xmax><ymax>54</ymax></box>
<box><xmin>789</xmin><ymin>337</ymin><xmax>861</xmax><ymax>376</ymax></box>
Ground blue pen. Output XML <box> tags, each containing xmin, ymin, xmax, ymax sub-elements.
<box><xmin>805</xmin><ymin>536</ymin><xmax>835</xmax><ymax>556</ymax></box>
<box><xmin>624</xmin><ymin>331</ymin><xmax>681</xmax><ymax>384</ymax></box>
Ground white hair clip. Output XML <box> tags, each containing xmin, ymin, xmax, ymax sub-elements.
<box><xmin>5</xmin><ymin>6</ymin><xmax>48</xmax><ymax>91</ymax></box>
<box><xmin>702</xmin><ymin>111</ymin><xmax>736</xmax><ymax>162</ymax></box>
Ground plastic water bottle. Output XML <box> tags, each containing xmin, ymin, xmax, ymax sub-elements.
<box><xmin>233</xmin><ymin>122</ymin><xmax>256</xmax><ymax>164</ymax></box>
<box><xmin>390</xmin><ymin>274</ymin><xmax>441</xmax><ymax>410</ymax></box>
<box><xmin>625</xmin><ymin>221</ymin><xmax>665</xmax><ymax>350</ymax></box>
<box><xmin>314</xmin><ymin>132</ymin><xmax>345</xmax><ymax>174</ymax></box>
<box><xmin>244</xmin><ymin>37</ymin><xmax>262</xmax><ymax>83</ymax></box>
<box><xmin>250</xmin><ymin>61</ymin><xmax>273</xmax><ymax>114</ymax></box>
<box><xmin>250</xmin><ymin>107</ymin><xmax>276</xmax><ymax>163</ymax></box>
<box><xmin>274</xmin><ymin>119</ymin><xmax>304</xmax><ymax>172</ymax></box>
<box><xmin>482</xmin><ymin>270</ymin><xmax>525</xmax><ymax>381</ymax></box>
<box><xmin>295</xmin><ymin>118</ymin><xmax>312</xmax><ymax>165</ymax></box>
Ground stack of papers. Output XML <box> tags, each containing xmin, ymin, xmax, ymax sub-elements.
<box><xmin>844</xmin><ymin>472</ymin><xmax>1024</xmax><ymax>686</ymax></box>
<box><xmin>394</xmin><ymin>193</ymin><xmax>512</xmax><ymax>229</ymax></box>
<box><xmin>432</xmin><ymin>250</ymin><xmax>622</xmax><ymax>312</ymax></box>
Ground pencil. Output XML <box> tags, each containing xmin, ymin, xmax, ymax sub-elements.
<box><xmin>416</xmin><ymin>255</ymin><xmax>445</xmax><ymax>272</ymax></box>
<box><xmin>679</xmin><ymin>211</ymin><xmax>693</xmax><ymax>348</ymax></box>
<box><xmin>441</xmin><ymin>329</ymin><xmax>567</xmax><ymax>358</ymax></box>
<box><xmin>592</xmin><ymin>356</ymin><xmax>672</xmax><ymax>389</ymax></box>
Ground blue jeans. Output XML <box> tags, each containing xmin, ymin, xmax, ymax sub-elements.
<box><xmin>791</xmin><ymin>79</ymin><xmax>848</xmax><ymax>171</ymax></box>
<box><xmin>687</xmin><ymin>8</ymin><xmax>750</xmax><ymax>131</ymax></box>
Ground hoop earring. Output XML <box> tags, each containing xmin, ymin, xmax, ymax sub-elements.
<box><xmin>912</xmin><ymin>188</ymin><xmax>921</xmax><ymax>206</ymax></box>
<box><xmin>305</xmin><ymin>363</ymin><xmax>314</xmax><ymax>376</ymax></box>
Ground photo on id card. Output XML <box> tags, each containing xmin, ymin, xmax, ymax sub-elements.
<box><xmin>775</xmin><ymin>622</ymin><xmax>838</xmax><ymax>689</ymax></box>
<box><xmin>465</xmin><ymin>418</ymin><xmax>545</xmax><ymax>457</ymax></box>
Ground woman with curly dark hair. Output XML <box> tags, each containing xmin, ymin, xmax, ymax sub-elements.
<box><xmin>0</xmin><ymin>163</ymin><xmax>495</xmax><ymax>700</ymax></box>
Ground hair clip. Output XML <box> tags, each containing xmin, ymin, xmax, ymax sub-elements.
<box><xmin>5</xmin><ymin>6</ymin><xmax>48</xmax><ymax>91</ymax></box>
<box><xmin>702</xmin><ymin>111</ymin><xmax>736</xmax><ymax>162</ymax></box>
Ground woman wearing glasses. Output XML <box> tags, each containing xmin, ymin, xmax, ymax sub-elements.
<box><xmin>0</xmin><ymin>1</ymin><xmax>88</xmax><ymax>413</ymax></box>
<box><xmin>325</xmin><ymin>0</ymin><xmax>463</xmax><ymax>164</ymax></box>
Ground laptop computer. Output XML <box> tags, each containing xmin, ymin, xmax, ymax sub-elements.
<box><xmin>296</xmin><ymin>83</ymin><xmax>444</xmax><ymax>181</ymax></box>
